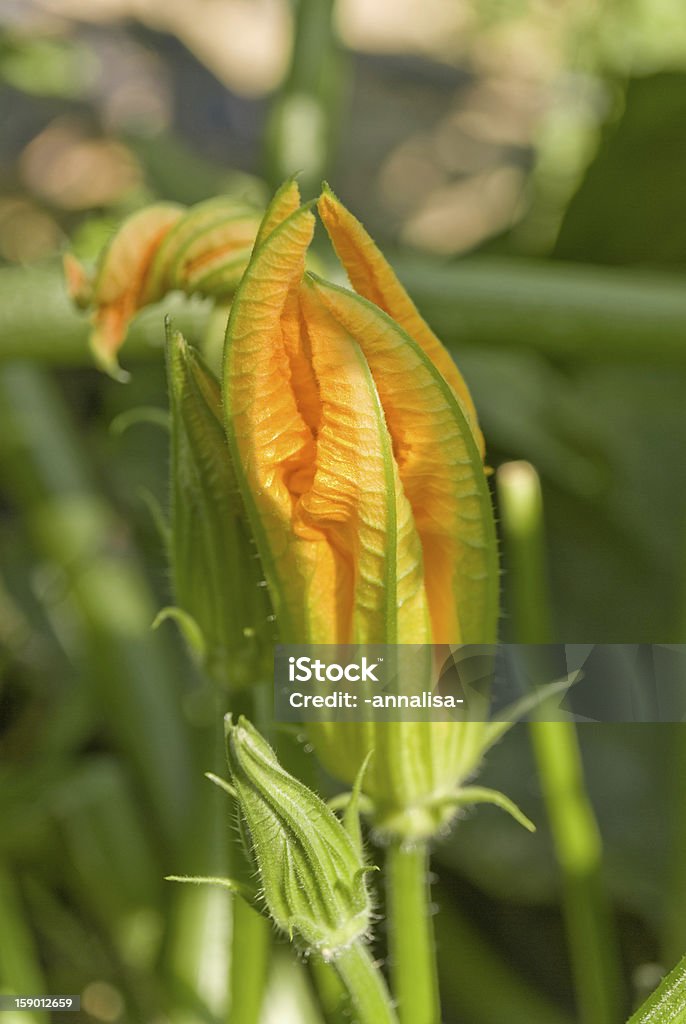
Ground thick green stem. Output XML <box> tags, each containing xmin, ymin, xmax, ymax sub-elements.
<box><xmin>386</xmin><ymin>842</ymin><xmax>440</xmax><ymax>1024</ymax></box>
<box><xmin>333</xmin><ymin>941</ymin><xmax>398</xmax><ymax>1024</ymax></box>
<box><xmin>309</xmin><ymin>958</ymin><xmax>349</xmax><ymax>1024</ymax></box>
<box><xmin>8</xmin><ymin>259</ymin><xmax>686</xmax><ymax>367</ymax></box>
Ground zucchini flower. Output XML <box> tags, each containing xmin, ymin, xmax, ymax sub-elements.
<box><xmin>224</xmin><ymin>179</ymin><xmax>497</xmax><ymax>646</ymax></box>
<box><xmin>223</xmin><ymin>181</ymin><xmax>505</xmax><ymax>840</ymax></box>
<box><xmin>66</xmin><ymin>197</ymin><xmax>262</xmax><ymax>379</ymax></box>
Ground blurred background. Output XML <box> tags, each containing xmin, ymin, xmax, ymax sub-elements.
<box><xmin>2</xmin><ymin>1</ymin><xmax>686</xmax><ymax>1022</ymax></box>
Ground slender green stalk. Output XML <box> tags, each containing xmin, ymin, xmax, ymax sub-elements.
<box><xmin>229</xmin><ymin>900</ymin><xmax>270</xmax><ymax>1024</ymax></box>
<box><xmin>397</xmin><ymin>254</ymin><xmax>686</xmax><ymax>365</ymax></box>
<box><xmin>264</xmin><ymin>0</ymin><xmax>346</xmax><ymax>191</ymax></box>
<box><xmin>226</xmin><ymin>685</ymin><xmax>272</xmax><ymax>1024</ymax></box>
<box><xmin>497</xmin><ymin>461</ymin><xmax>623</xmax><ymax>1024</ymax></box>
<box><xmin>0</xmin><ymin>265</ymin><xmax>207</xmax><ymax>365</ymax></box>
<box><xmin>385</xmin><ymin>842</ymin><xmax>440</xmax><ymax>1024</ymax></box>
<box><xmin>529</xmin><ymin>722</ymin><xmax>621</xmax><ymax>1024</ymax></box>
<box><xmin>333</xmin><ymin>941</ymin><xmax>398</xmax><ymax>1024</ymax></box>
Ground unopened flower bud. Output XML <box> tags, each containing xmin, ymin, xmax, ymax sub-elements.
<box><xmin>225</xmin><ymin>715</ymin><xmax>373</xmax><ymax>959</ymax></box>
<box><xmin>66</xmin><ymin>197</ymin><xmax>262</xmax><ymax>378</ymax></box>
<box><xmin>165</xmin><ymin>328</ymin><xmax>273</xmax><ymax>690</ymax></box>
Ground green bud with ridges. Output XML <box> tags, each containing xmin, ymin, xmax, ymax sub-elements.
<box><xmin>166</xmin><ymin>327</ymin><xmax>274</xmax><ymax>690</ymax></box>
<box><xmin>225</xmin><ymin>715</ymin><xmax>374</xmax><ymax>960</ymax></box>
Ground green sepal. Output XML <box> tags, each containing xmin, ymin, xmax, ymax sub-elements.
<box><xmin>343</xmin><ymin>750</ymin><xmax>374</xmax><ymax>856</ymax></box>
<box><xmin>166</xmin><ymin>324</ymin><xmax>274</xmax><ymax>690</ymax></box>
<box><xmin>225</xmin><ymin>715</ymin><xmax>375</xmax><ymax>959</ymax></box>
<box><xmin>204</xmin><ymin>771</ymin><xmax>237</xmax><ymax>800</ymax></box>
<box><xmin>448</xmin><ymin>785</ymin><xmax>536</xmax><ymax>833</ymax></box>
<box><xmin>165</xmin><ymin>874</ymin><xmax>257</xmax><ymax>902</ymax></box>
<box><xmin>482</xmin><ymin>672</ymin><xmax>581</xmax><ymax>752</ymax></box>
<box><xmin>135</xmin><ymin>486</ymin><xmax>171</xmax><ymax>550</ymax></box>
<box><xmin>152</xmin><ymin>606</ymin><xmax>205</xmax><ymax>663</ymax></box>
<box><xmin>109</xmin><ymin>406</ymin><xmax>170</xmax><ymax>436</ymax></box>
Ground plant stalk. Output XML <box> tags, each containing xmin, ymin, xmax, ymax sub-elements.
<box><xmin>497</xmin><ymin>460</ymin><xmax>623</xmax><ymax>1024</ymax></box>
<box><xmin>529</xmin><ymin>721</ymin><xmax>622</xmax><ymax>1024</ymax></box>
<box><xmin>333</xmin><ymin>940</ymin><xmax>398</xmax><ymax>1024</ymax></box>
<box><xmin>9</xmin><ymin>259</ymin><xmax>686</xmax><ymax>367</ymax></box>
<box><xmin>386</xmin><ymin>841</ymin><xmax>440</xmax><ymax>1024</ymax></box>
<box><xmin>226</xmin><ymin>684</ymin><xmax>272</xmax><ymax>1024</ymax></box>
<box><xmin>228</xmin><ymin>900</ymin><xmax>270</xmax><ymax>1024</ymax></box>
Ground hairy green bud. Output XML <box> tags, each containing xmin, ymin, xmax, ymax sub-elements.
<box><xmin>225</xmin><ymin>715</ymin><xmax>374</xmax><ymax>959</ymax></box>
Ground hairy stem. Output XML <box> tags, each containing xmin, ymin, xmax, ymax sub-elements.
<box><xmin>386</xmin><ymin>842</ymin><xmax>440</xmax><ymax>1024</ymax></box>
<box><xmin>333</xmin><ymin>941</ymin><xmax>398</xmax><ymax>1024</ymax></box>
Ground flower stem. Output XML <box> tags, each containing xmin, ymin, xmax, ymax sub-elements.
<box><xmin>333</xmin><ymin>941</ymin><xmax>398</xmax><ymax>1024</ymax></box>
<box><xmin>386</xmin><ymin>842</ymin><xmax>440</xmax><ymax>1024</ymax></box>
<box><xmin>228</xmin><ymin>900</ymin><xmax>270</xmax><ymax>1024</ymax></box>
<box><xmin>227</xmin><ymin>684</ymin><xmax>272</xmax><ymax>1024</ymax></box>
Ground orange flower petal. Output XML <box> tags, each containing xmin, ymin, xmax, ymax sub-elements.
<box><xmin>224</xmin><ymin>202</ymin><xmax>338</xmax><ymax>642</ymax></box>
<box><xmin>317</xmin><ymin>185</ymin><xmax>484</xmax><ymax>457</ymax></box>
<box><xmin>88</xmin><ymin>203</ymin><xmax>184</xmax><ymax>376</ymax></box>
<box><xmin>297</xmin><ymin>280</ymin><xmax>430</xmax><ymax>644</ymax></box>
<box><xmin>142</xmin><ymin>197</ymin><xmax>260</xmax><ymax>303</ymax></box>
<box><xmin>308</xmin><ymin>274</ymin><xmax>498</xmax><ymax>644</ymax></box>
<box><xmin>254</xmin><ymin>177</ymin><xmax>302</xmax><ymax>250</ymax></box>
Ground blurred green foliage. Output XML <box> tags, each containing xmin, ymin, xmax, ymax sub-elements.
<box><xmin>2</xmin><ymin>3</ymin><xmax>686</xmax><ymax>1023</ymax></box>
